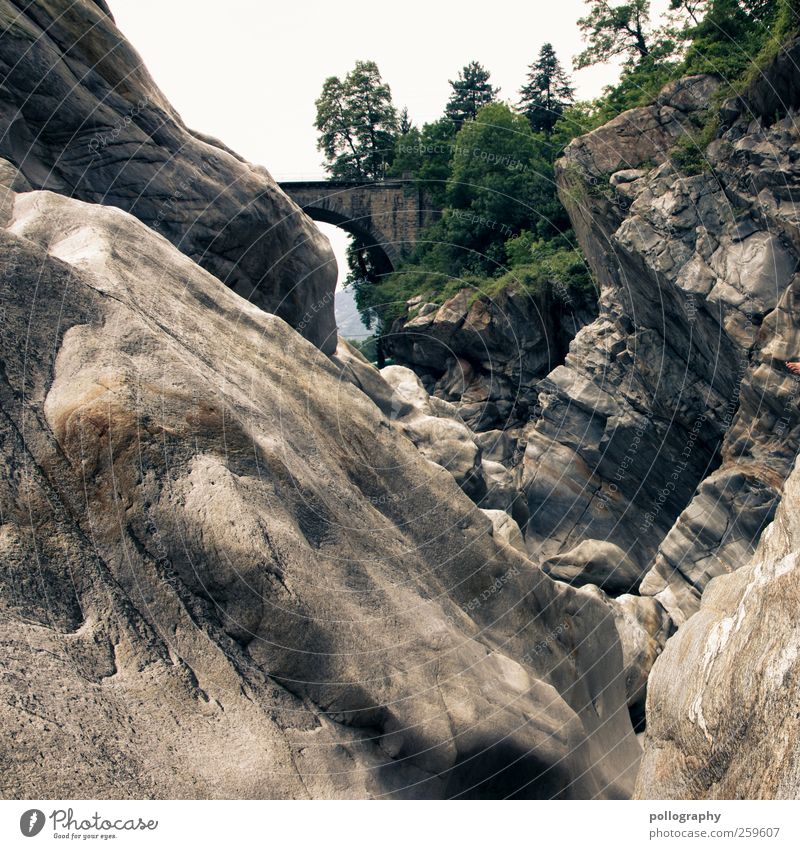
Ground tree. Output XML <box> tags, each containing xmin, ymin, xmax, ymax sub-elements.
<box><xmin>387</xmin><ymin>117</ymin><xmax>457</xmax><ymax>206</ymax></box>
<box><xmin>444</xmin><ymin>102</ymin><xmax>568</xmax><ymax>272</ymax></box>
<box><xmin>398</xmin><ymin>106</ymin><xmax>413</xmax><ymax>135</ymax></box>
<box><xmin>668</xmin><ymin>0</ymin><xmax>708</xmax><ymax>23</ymax></box>
<box><xmin>315</xmin><ymin>60</ymin><xmax>398</xmax><ymax>180</ymax></box>
<box><xmin>445</xmin><ymin>61</ymin><xmax>499</xmax><ymax>127</ymax></box>
<box><xmin>575</xmin><ymin>0</ymin><xmax>652</xmax><ymax>69</ymax></box>
<box><xmin>518</xmin><ymin>43</ymin><xmax>575</xmax><ymax>133</ymax></box>
<box><xmin>678</xmin><ymin>0</ymin><xmax>777</xmax><ymax>76</ymax></box>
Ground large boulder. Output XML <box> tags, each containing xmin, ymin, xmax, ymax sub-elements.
<box><xmin>541</xmin><ymin>540</ymin><xmax>643</xmax><ymax>595</ymax></box>
<box><xmin>0</xmin><ymin>0</ymin><xmax>336</xmax><ymax>352</ymax></box>
<box><xmin>581</xmin><ymin>588</ymin><xmax>675</xmax><ymax>730</ymax></box>
<box><xmin>379</xmin><ymin>365</ymin><xmax>488</xmax><ymax>500</ymax></box>
<box><xmin>0</xmin><ymin>175</ymin><xmax>640</xmax><ymax>799</ymax></box>
<box><xmin>637</xmin><ymin>455</ymin><xmax>800</xmax><ymax>798</ymax></box>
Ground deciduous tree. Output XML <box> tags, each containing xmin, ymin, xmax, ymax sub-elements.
<box><xmin>575</xmin><ymin>0</ymin><xmax>652</xmax><ymax>68</ymax></box>
<box><xmin>315</xmin><ymin>60</ymin><xmax>398</xmax><ymax>180</ymax></box>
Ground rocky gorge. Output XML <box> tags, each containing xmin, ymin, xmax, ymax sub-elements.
<box><xmin>1</xmin><ymin>0</ymin><xmax>800</xmax><ymax>801</ymax></box>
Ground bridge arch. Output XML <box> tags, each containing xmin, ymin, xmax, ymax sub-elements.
<box><xmin>279</xmin><ymin>180</ymin><xmax>438</xmax><ymax>274</ymax></box>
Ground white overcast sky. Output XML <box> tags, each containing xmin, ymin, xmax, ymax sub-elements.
<box><xmin>107</xmin><ymin>0</ymin><xmax>668</xmax><ymax>292</ymax></box>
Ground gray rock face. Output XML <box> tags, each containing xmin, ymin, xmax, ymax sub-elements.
<box><xmin>374</xmin><ymin>365</ymin><xmax>528</xmax><ymax>516</ymax></box>
<box><xmin>637</xmin><ymin>455</ymin><xmax>800</xmax><ymax>798</ymax></box>
<box><xmin>0</xmin><ymin>174</ymin><xmax>640</xmax><ymax>799</ymax></box>
<box><xmin>521</xmin><ymin>57</ymin><xmax>800</xmax><ymax>630</ymax></box>
<box><xmin>0</xmin><ymin>0</ymin><xmax>337</xmax><ymax>352</ymax></box>
<box><xmin>523</xmin><ymin>75</ymin><xmax>727</xmax><ymax>570</ymax></box>
<box><xmin>564</xmin><ymin>75</ymin><xmax>719</xmax><ymax>178</ymax></box>
<box><xmin>581</xmin><ymin>588</ymin><xmax>674</xmax><ymax>729</ymax></box>
<box><xmin>385</xmin><ymin>286</ymin><xmax>597</xmax><ymax>431</ymax></box>
<box><xmin>481</xmin><ymin>509</ymin><xmax>527</xmax><ymax>553</ymax></box>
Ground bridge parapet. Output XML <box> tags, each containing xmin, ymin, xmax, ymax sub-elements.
<box><xmin>279</xmin><ymin>180</ymin><xmax>439</xmax><ymax>272</ymax></box>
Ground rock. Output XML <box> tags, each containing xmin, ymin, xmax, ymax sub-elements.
<box><xmin>541</xmin><ymin>540</ymin><xmax>643</xmax><ymax>596</ymax></box>
<box><xmin>743</xmin><ymin>37</ymin><xmax>800</xmax><ymax>124</ymax></box>
<box><xmin>482</xmin><ymin>509</ymin><xmax>527</xmax><ymax>553</ymax></box>
<box><xmin>0</xmin><ymin>177</ymin><xmax>640</xmax><ymax>799</ymax></box>
<box><xmin>582</xmin><ymin>588</ymin><xmax>675</xmax><ymax>729</ymax></box>
<box><xmin>609</xmin><ymin>168</ymin><xmax>647</xmax><ymax>186</ymax></box>
<box><xmin>479</xmin><ymin>459</ymin><xmax>518</xmax><ymax>512</ymax></box>
<box><xmin>523</xmin><ymin>57</ymin><xmax>800</xmax><ymax>607</ymax></box>
<box><xmin>330</xmin><ymin>340</ymin><xmax>414</xmax><ymax>420</ymax></box>
<box><xmin>0</xmin><ymin>0</ymin><xmax>336</xmax><ymax>352</ymax></box>
<box><xmin>377</xmin><ymin>364</ymin><xmax>490</xmax><ymax>500</ymax></box>
<box><xmin>474</xmin><ymin>428</ymin><xmax>519</xmax><ymax>466</ymax></box>
<box><xmin>562</xmin><ymin>74</ymin><xmax>717</xmax><ymax>177</ymax></box>
<box><xmin>637</xmin><ymin>454</ymin><xmax>800</xmax><ymax>798</ymax></box>
<box><xmin>380</xmin><ymin>364</ymin><xmax>438</xmax><ymax>417</ymax></box>
<box><xmin>385</xmin><ymin>286</ymin><xmax>597</xmax><ymax>430</ymax></box>
<box><xmin>400</xmin><ymin>414</ymin><xmax>486</xmax><ymax>501</ymax></box>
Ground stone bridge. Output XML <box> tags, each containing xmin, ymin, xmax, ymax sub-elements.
<box><xmin>279</xmin><ymin>180</ymin><xmax>439</xmax><ymax>273</ymax></box>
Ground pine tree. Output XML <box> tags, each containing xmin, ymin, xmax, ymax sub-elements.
<box><xmin>445</xmin><ymin>61</ymin><xmax>499</xmax><ymax>127</ymax></box>
<box><xmin>518</xmin><ymin>43</ymin><xmax>575</xmax><ymax>133</ymax></box>
<box><xmin>398</xmin><ymin>106</ymin><xmax>413</xmax><ymax>135</ymax></box>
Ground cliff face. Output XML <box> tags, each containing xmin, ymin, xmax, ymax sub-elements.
<box><xmin>549</xmin><ymin>38</ymin><xmax>800</xmax><ymax>796</ymax></box>
<box><xmin>537</xmin><ymin>66</ymin><xmax>800</xmax><ymax>627</ymax></box>
<box><xmin>0</xmin><ymin>0</ymin><xmax>336</xmax><ymax>352</ymax></box>
<box><xmin>0</xmin><ymin>1</ymin><xmax>641</xmax><ymax>799</ymax></box>
<box><xmin>637</xmin><ymin>453</ymin><xmax>800</xmax><ymax>798</ymax></box>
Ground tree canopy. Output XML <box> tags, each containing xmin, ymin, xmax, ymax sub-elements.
<box><xmin>314</xmin><ymin>60</ymin><xmax>397</xmax><ymax>180</ymax></box>
<box><xmin>445</xmin><ymin>61</ymin><xmax>499</xmax><ymax>127</ymax></box>
<box><xmin>321</xmin><ymin>0</ymin><xmax>800</xmax><ymax>349</ymax></box>
<box><xmin>575</xmin><ymin>0</ymin><xmax>653</xmax><ymax>68</ymax></box>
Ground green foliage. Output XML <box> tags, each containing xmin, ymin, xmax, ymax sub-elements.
<box><xmin>575</xmin><ymin>0</ymin><xmax>654</xmax><ymax>69</ymax></box>
<box><xmin>679</xmin><ymin>0</ymin><xmax>774</xmax><ymax>79</ymax></box>
<box><xmin>669</xmin><ymin>133</ymin><xmax>710</xmax><ymax>175</ymax></box>
<box><xmin>398</xmin><ymin>106</ymin><xmax>413</xmax><ymax>135</ymax></box>
<box><xmin>594</xmin><ymin>56</ymin><xmax>679</xmax><ymax>120</ymax></box>
<box><xmin>387</xmin><ymin>117</ymin><xmax>457</xmax><ymax>206</ymax></box>
<box><xmin>518</xmin><ymin>43</ymin><xmax>576</xmax><ymax>133</ymax></box>
<box><xmin>315</xmin><ymin>60</ymin><xmax>397</xmax><ymax>180</ymax></box>
<box><xmin>446</xmin><ymin>103</ymin><xmax>568</xmax><ymax>248</ymax></box>
<box><xmin>356</xmin><ymin>98</ymin><xmax>592</xmax><ymax>332</ymax></box>
<box><xmin>330</xmin><ymin>0</ymin><xmax>800</xmax><ymax>343</ymax></box>
<box><xmin>353</xmin><ymin>234</ymin><xmax>595</xmax><ymax>333</ymax></box>
<box><xmin>349</xmin><ymin>335</ymin><xmax>380</xmax><ymax>363</ymax></box>
<box><xmin>505</xmin><ymin>232</ymin><xmax>595</xmax><ymax>293</ymax></box>
<box><xmin>445</xmin><ymin>61</ymin><xmax>500</xmax><ymax>127</ymax></box>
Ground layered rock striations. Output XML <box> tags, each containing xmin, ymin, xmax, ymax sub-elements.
<box><xmin>637</xmin><ymin>452</ymin><xmax>800</xmax><ymax>798</ymax></box>
<box><xmin>0</xmin><ymin>172</ymin><xmax>644</xmax><ymax>799</ymax></box>
<box><xmin>523</xmin><ymin>62</ymin><xmax>800</xmax><ymax>630</ymax></box>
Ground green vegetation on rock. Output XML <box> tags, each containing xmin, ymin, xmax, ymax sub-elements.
<box><xmin>314</xmin><ymin>0</ymin><xmax>800</xmax><ymax>341</ymax></box>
